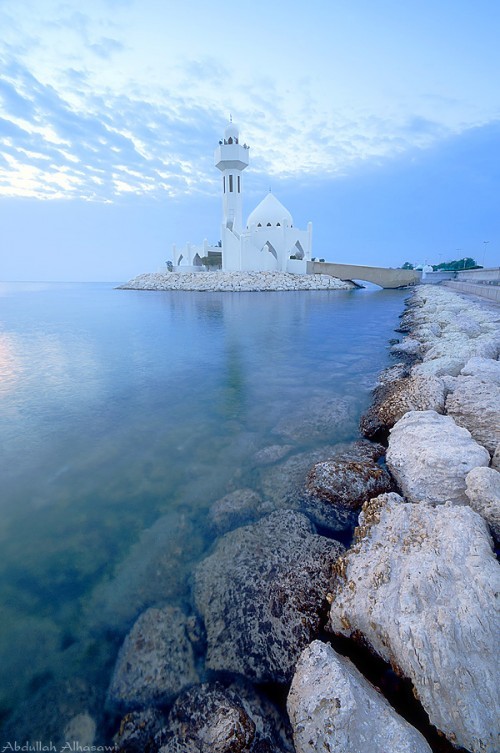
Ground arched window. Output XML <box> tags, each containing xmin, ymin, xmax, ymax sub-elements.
<box><xmin>223</xmin><ymin>176</ymin><xmax>226</xmax><ymax>193</ymax></box>
<box><xmin>229</xmin><ymin>175</ymin><xmax>233</xmax><ymax>192</ymax></box>
<box><xmin>257</xmin><ymin>223</ymin><xmax>262</xmax><ymax>227</ymax></box>
<box><xmin>267</xmin><ymin>222</ymin><xmax>272</xmax><ymax>227</ymax></box>
<box><xmin>228</xmin><ymin>137</ymin><xmax>233</xmax><ymax>144</ymax></box>
<box><xmin>237</xmin><ymin>176</ymin><xmax>240</xmax><ymax>193</ymax></box>
<box><xmin>276</xmin><ymin>222</ymin><xmax>281</xmax><ymax>226</ymax></box>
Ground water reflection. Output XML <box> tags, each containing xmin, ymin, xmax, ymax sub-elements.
<box><xmin>0</xmin><ymin>283</ymin><xmax>406</xmax><ymax>734</ymax></box>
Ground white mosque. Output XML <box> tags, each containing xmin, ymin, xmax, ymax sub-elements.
<box><xmin>171</xmin><ymin>120</ymin><xmax>313</xmax><ymax>274</ymax></box>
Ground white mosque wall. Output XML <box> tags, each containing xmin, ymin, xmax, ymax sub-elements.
<box><xmin>172</xmin><ymin>239</ymin><xmax>221</xmax><ymax>272</ymax></box>
<box><xmin>221</xmin><ymin>227</ymin><xmax>242</xmax><ymax>272</ymax></box>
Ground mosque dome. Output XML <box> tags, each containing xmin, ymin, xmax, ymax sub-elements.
<box><xmin>246</xmin><ymin>192</ymin><xmax>293</xmax><ymax>229</ymax></box>
<box><xmin>224</xmin><ymin>121</ymin><xmax>239</xmax><ymax>142</ymax></box>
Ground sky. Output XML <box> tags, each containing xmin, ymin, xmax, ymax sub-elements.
<box><xmin>0</xmin><ymin>0</ymin><xmax>499</xmax><ymax>281</ymax></box>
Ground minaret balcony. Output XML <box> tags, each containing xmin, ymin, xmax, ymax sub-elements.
<box><xmin>214</xmin><ymin>143</ymin><xmax>250</xmax><ymax>171</ymax></box>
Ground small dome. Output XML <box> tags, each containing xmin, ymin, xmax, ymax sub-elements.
<box><xmin>224</xmin><ymin>121</ymin><xmax>239</xmax><ymax>141</ymax></box>
<box><xmin>247</xmin><ymin>193</ymin><xmax>293</xmax><ymax>229</ymax></box>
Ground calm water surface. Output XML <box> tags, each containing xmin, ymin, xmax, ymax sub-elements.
<box><xmin>0</xmin><ymin>281</ymin><xmax>406</xmax><ymax>735</ymax></box>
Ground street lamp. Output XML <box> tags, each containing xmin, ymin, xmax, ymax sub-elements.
<box><xmin>483</xmin><ymin>241</ymin><xmax>489</xmax><ymax>268</ymax></box>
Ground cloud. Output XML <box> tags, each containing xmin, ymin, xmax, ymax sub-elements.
<box><xmin>88</xmin><ymin>37</ymin><xmax>124</xmax><ymax>59</ymax></box>
<box><xmin>0</xmin><ymin>45</ymin><xmax>491</xmax><ymax>206</ymax></box>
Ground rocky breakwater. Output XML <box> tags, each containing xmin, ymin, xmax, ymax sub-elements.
<box><xmin>286</xmin><ymin>284</ymin><xmax>499</xmax><ymax>753</ymax></box>
<box><xmin>118</xmin><ymin>270</ymin><xmax>355</xmax><ymax>291</ymax></box>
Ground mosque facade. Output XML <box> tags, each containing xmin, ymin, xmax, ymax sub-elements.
<box><xmin>171</xmin><ymin>121</ymin><xmax>312</xmax><ymax>274</ymax></box>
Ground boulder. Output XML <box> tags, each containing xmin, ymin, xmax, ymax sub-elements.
<box><xmin>304</xmin><ymin>443</ymin><xmax>392</xmax><ymax>530</ymax></box>
<box><xmin>287</xmin><ymin>640</ymin><xmax>432</xmax><ymax>753</ymax></box>
<box><xmin>445</xmin><ymin>376</ymin><xmax>500</xmax><ymax>455</ymax></box>
<box><xmin>360</xmin><ymin>373</ymin><xmax>446</xmax><ymax>440</ymax></box>
<box><xmin>194</xmin><ymin>510</ymin><xmax>344</xmax><ymax>683</ymax></box>
<box><xmin>386</xmin><ymin>410</ymin><xmax>490</xmax><ymax>504</ymax></box>
<box><xmin>256</xmin><ymin>445</ymin><xmax>339</xmax><ymax>509</ymax></box>
<box><xmin>461</xmin><ymin>356</ymin><xmax>500</xmax><ymax>384</ymax></box>
<box><xmin>208</xmin><ymin>488</ymin><xmax>264</xmax><ymax>535</ymax></box>
<box><xmin>328</xmin><ymin>495</ymin><xmax>500</xmax><ymax>753</ymax></box>
<box><xmin>411</xmin><ymin>356</ymin><xmax>467</xmax><ymax>378</ymax></box>
<box><xmin>389</xmin><ymin>337</ymin><xmax>423</xmax><ymax>358</ymax></box>
<box><xmin>107</xmin><ymin>605</ymin><xmax>198</xmax><ymax>711</ymax></box>
<box><xmin>113</xmin><ymin>709</ymin><xmax>167</xmax><ymax>753</ymax></box>
<box><xmin>492</xmin><ymin>443</ymin><xmax>500</xmax><ymax>472</ymax></box>
<box><xmin>465</xmin><ymin>466</ymin><xmax>500</xmax><ymax>542</ymax></box>
<box><xmin>252</xmin><ymin>444</ymin><xmax>294</xmax><ymax>466</ymax></box>
<box><xmin>273</xmin><ymin>395</ymin><xmax>356</xmax><ymax>443</ymax></box>
<box><xmin>88</xmin><ymin>512</ymin><xmax>205</xmax><ymax>633</ymax></box>
<box><xmin>158</xmin><ymin>681</ymin><xmax>293</xmax><ymax>753</ymax></box>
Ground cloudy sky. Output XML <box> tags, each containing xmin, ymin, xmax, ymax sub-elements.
<box><xmin>1</xmin><ymin>0</ymin><xmax>499</xmax><ymax>281</ymax></box>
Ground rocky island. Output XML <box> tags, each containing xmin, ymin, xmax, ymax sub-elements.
<box><xmin>118</xmin><ymin>270</ymin><xmax>355</xmax><ymax>292</ymax></box>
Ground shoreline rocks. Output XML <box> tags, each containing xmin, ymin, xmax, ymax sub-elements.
<box><xmin>287</xmin><ymin>640</ymin><xmax>432</xmax><ymax>753</ymax></box>
<box><xmin>107</xmin><ymin>605</ymin><xmax>199</xmax><ymax>712</ymax></box>
<box><xmin>386</xmin><ymin>410</ymin><xmax>490</xmax><ymax>505</ymax></box>
<box><xmin>193</xmin><ymin>510</ymin><xmax>344</xmax><ymax>683</ymax></box>
<box><xmin>327</xmin><ymin>494</ymin><xmax>500</xmax><ymax>753</ymax></box>
<box><xmin>118</xmin><ymin>271</ymin><xmax>355</xmax><ymax>292</ymax></box>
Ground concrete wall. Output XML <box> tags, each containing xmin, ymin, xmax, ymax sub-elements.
<box><xmin>442</xmin><ymin>281</ymin><xmax>500</xmax><ymax>303</ymax></box>
<box><xmin>421</xmin><ymin>271</ymin><xmax>456</xmax><ymax>284</ymax></box>
<box><xmin>307</xmin><ymin>261</ymin><xmax>421</xmax><ymax>289</ymax></box>
<box><xmin>456</xmin><ymin>267</ymin><xmax>500</xmax><ymax>283</ymax></box>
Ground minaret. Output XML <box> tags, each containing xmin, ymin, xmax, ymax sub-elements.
<box><xmin>214</xmin><ymin>119</ymin><xmax>249</xmax><ymax>234</ymax></box>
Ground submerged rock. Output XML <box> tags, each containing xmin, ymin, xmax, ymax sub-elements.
<box><xmin>445</xmin><ymin>375</ymin><xmax>500</xmax><ymax>455</ymax></box>
<box><xmin>158</xmin><ymin>681</ymin><xmax>294</xmax><ymax>752</ymax></box>
<box><xmin>465</xmin><ymin>466</ymin><xmax>500</xmax><ymax>542</ymax></box>
<box><xmin>360</xmin><ymin>373</ymin><xmax>446</xmax><ymax>440</ymax></box>
<box><xmin>386</xmin><ymin>410</ymin><xmax>490</xmax><ymax>504</ymax></box>
<box><xmin>0</xmin><ymin>677</ymin><xmax>102</xmax><ymax>749</ymax></box>
<box><xmin>273</xmin><ymin>395</ymin><xmax>356</xmax><ymax>444</ymax></box>
<box><xmin>252</xmin><ymin>444</ymin><xmax>294</xmax><ymax>466</ymax></box>
<box><xmin>113</xmin><ymin>708</ymin><xmax>167</xmax><ymax>753</ymax></box>
<box><xmin>107</xmin><ymin>605</ymin><xmax>199</xmax><ymax>711</ymax></box>
<box><xmin>208</xmin><ymin>488</ymin><xmax>265</xmax><ymax>535</ymax></box>
<box><xmin>303</xmin><ymin>442</ymin><xmax>392</xmax><ymax>530</ymax></box>
<box><xmin>194</xmin><ymin>510</ymin><xmax>344</xmax><ymax>683</ymax></box>
<box><xmin>328</xmin><ymin>494</ymin><xmax>500</xmax><ymax>753</ymax></box>
<box><xmin>256</xmin><ymin>445</ymin><xmax>339</xmax><ymax>509</ymax></box>
<box><xmin>287</xmin><ymin>640</ymin><xmax>432</xmax><ymax>753</ymax></box>
<box><xmin>88</xmin><ymin>512</ymin><xmax>205</xmax><ymax>633</ymax></box>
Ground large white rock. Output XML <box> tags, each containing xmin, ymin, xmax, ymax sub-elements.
<box><xmin>461</xmin><ymin>356</ymin><xmax>500</xmax><ymax>385</ymax></box>
<box><xmin>328</xmin><ymin>495</ymin><xmax>500</xmax><ymax>753</ymax></box>
<box><xmin>287</xmin><ymin>640</ymin><xmax>432</xmax><ymax>753</ymax></box>
<box><xmin>465</xmin><ymin>466</ymin><xmax>500</xmax><ymax>542</ymax></box>
<box><xmin>446</xmin><ymin>376</ymin><xmax>500</xmax><ymax>455</ymax></box>
<box><xmin>386</xmin><ymin>410</ymin><xmax>490</xmax><ymax>504</ymax></box>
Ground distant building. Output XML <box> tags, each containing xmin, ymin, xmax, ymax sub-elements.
<box><xmin>171</xmin><ymin>120</ymin><xmax>312</xmax><ymax>274</ymax></box>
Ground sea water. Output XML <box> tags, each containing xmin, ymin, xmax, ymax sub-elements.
<box><xmin>0</xmin><ymin>281</ymin><xmax>406</xmax><ymax>734</ymax></box>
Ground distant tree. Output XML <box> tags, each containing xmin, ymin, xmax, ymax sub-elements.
<box><xmin>432</xmin><ymin>257</ymin><xmax>480</xmax><ymax>271</ymax></box>
<box><xmin>201</xmin><ymin>254</ymin><xmax>222</xmax><ymax>269</ymax></box>
<box><xmin>401</xmin><ymin>261</ymin><xmax>414</xmax><ymax>269</ymax></box>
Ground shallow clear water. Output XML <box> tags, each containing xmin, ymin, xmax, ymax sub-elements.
<box><xmin>0</xmin><ymin>281</ymin><xmax>406</xmax><ymax>733</ymax></box>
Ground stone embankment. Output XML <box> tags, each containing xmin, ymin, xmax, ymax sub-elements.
<box><xmin>118</xmin><ymin>270</ymin><xmax>355</xmax><ymax>291</ymax></box>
